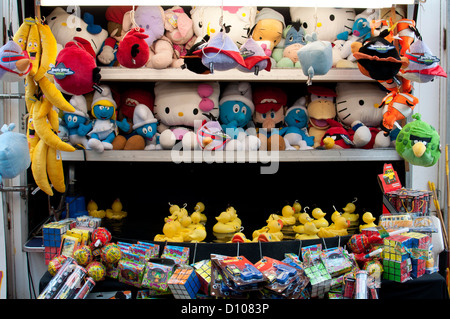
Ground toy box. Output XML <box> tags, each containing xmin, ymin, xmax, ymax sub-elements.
<box><xmin>303</xmin><ymin>261</ymin><xmax>332</xmax><ymax>298</ymax></box>
<box><xmin>192</xmin><ymin>259</ymin><xmax>211</xmax><ymax>295</ymax></box>
<box><xmin>161</xmin><ymin>245</ymin><xmax>189</xmax><ymax>265</ymax></box>
<box><xmin>168</xmin><ymin>267</ymin><xmax>201</xmax><ymax>299</ymax></box>
<box><xmin>320</xmin><ymin>247</ymin><xmax>354</xmax><ymax>277</ymax></box>
<box><xmin>142</xmin><ymin>258</ymin><xmax>176</xmax><ymax>292</ymax></box>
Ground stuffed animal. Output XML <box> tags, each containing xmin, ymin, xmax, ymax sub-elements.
<box><xmin>154</xmin><ymin>81</ymin><xmax>220</xmax><ymax>150</ymax></box>
<box><xmin>320</xmin><ymin>119</ymin><xmax>375</xmax><ymax>150</ymax></box>
<box><xmin>218</xmin><ymin>82</ymin><xmax>260</xmax><ymax>151</ymax></box>
<box><xmin>335</xmin><ymin>9</ymin><xmax>378</xmax><ymax>68</ymax></box>
<box><xmin>190</xmin><ymin>6</ymin><xmax>256</xmax><ymax>48</ymax></box>
<box><xmin>131</xmin><ymin>104</ymin><xmax>160</xmax><ymax>150</ymax></box>
<box><xmin>196</xmin><ymin>118</ymin><xmax>230</xmax><ymax>151</ymax></box>
<box><xmin>306</xmin><ymin>86</ymin><xmax>337</xmax><ymax>148</ymax></box>
<box><xmin>396</xmin><ymin>113</ymin><xmax>441</xmax><ymax>167</ymax></box>
<box><xmin>252</xmin><ymin>85</ymin><xmax>288</xmax><ymax>151</ymax></box>
<box><xmin>116</xmin><ymin>27</ymin><xmax>150</xmax><ymax>68</ymax></box>
<box><xmin>0</xmin><ymin>40</ymin><xmax>32</xmax><ymax>82</ymax></box>
<box><xmin>335</xmin><ymin>82</ymin><xmax>391</xmax><ymax>148</ymax></box>
<box><xmin>237</xmin><ymin>37</ymin><xmax>271</xmax><ymax>75</ymax></box>
<box><xmin>297</xmin><ymin>33</ymin><xmax>333</xmax><ymax>85</ymax></box>
<box><xmin>50</xmin><ymin>37</ymin><xmax>101</xmax><ymax>96</ymax></box>
<box><xmin>87</xmin><ymin>85</ymin><xmax>130</xmax><ymax>152</ymax></box>
<box><xmin>280</xmin><ymin>97</ymin><xmax>314</xmax><ymax>150</ymax></box>
<box><xmin>379</xmin><ymin>91</ymin><xmax>419</xmax><ymax>135</ymax></box>
<box><xmin>63</xmin><ymin>95</ymin><xmax>92</xmax><ymax>149</ymax></box>
<box><xmin>46</xmin><ymin>7</ymin><xmax>108</xmax><ymax>56</ymax></box>
<box><xmin>249</xmin><ymin>7</ymin><xmax>285</xmax><ymax>65</ymax></box>
<box><xmin>163</xmin><ymin>6</ymin><xmax>197</xmax><ymax>69</ymax></box>
<box><xmin>97</xmin><ymin>6</ymin><xmax>133</xmax><ymax>66</ymax></box>
<box><xmin>0</xmin><ymin>123</ymin><xmax>31</xmax><ymax>184</ymax></box>
<box><xmin>277</xmin><ymin>21</ymin><xmax>306</xmax><ymax>68</ymax></box>
<box><xmin>132</xmin><ymin>6</ymin><xmax>165</xmax><ymax>47</ymax></box>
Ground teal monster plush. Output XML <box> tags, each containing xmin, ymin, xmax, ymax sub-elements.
<box><xmin>297</xmin><ymin>32</ymin><xmax>332</xmax><ymax>85</ymax></box>
<box><xmin>396</xmin><ymin>113</ymin><xmax>441</xmax><ymax>167</ymax></box>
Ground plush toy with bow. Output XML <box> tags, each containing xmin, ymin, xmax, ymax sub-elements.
<box><xmin>116</xmin><ymin>27</ymin><xmax>150</xmax><ymax>68</ymax></box>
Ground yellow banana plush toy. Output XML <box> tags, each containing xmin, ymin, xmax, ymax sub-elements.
<box><xmin>13</xmin><ymin>17</ymin><xmax>78</xmax><ymax>196</ymax></box>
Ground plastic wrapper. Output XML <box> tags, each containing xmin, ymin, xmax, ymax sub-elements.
<box><xmin>38</xmin><ymin>257</ymin><xmax>77</xmax><ymax>299</ymax></box>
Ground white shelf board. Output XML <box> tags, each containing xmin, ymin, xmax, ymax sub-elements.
<box><xmin>99</xmin><ymin>67</ymin><xmax>372</xmax><ymax>83</ymax></box>
<box><xmin>61</xmin><ymin>149</ymin><xmax>401</xmax><ymax>163</ymax></box>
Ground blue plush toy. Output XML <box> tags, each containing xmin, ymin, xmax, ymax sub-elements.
<box><xmin>87</xmin><ymin>85</ymin><xmax>130</xmax><ymax>152</ymax></box>
<box><xmin>0</xmin><ymin>123</ymin><xmax>31</xmax><ymax>184</ymax></box>
<box><xmin>297</xmin><ymin>32</ymin><xmax>333</xmax><ymax>85</ymax></box>
<box><xmin>276</xmin><ymin>21</ymin><xmax>306</xmax><ymax>68</ymax></box>
<box><xmin>63</xmin><ymin>95</ymin><xmax>93</xmax><ymax>149</ymax></box>
<box><xmin>280</xmin><ymin>97</ymin><xmax>314</xmax><ymax>150</ymax></box>
<box><xmin>132</xmin><ymin>103</ymin><xmax>161</xmax><ymax>150</ymax></box>
<box><xmin>218</xmin><ymin>82</ymin><xmax>260</xmax><ymax>151</ymax></box>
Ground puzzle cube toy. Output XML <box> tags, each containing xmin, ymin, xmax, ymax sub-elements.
<box><xmin>304</xmin><ymin>262</ymin><xmax>332</xmax><ymax>298</ymax></box>
<box><xmin>382</xmin><ymin>234</ymin><xmax>414</xmax><ymax>282</ymax></box>
<box><xmin>168</xmin><ymin>267</ymin><xmax>201</xmax><ymax>299</ymax></box>
<box><xmin>192</xmin><ymin>259</ymin><xmax>212</xmax><ymax>295</ymax></box>
<box><xmin>43</xmin><ymin>219</ymin><xmax>77</xmax><ymax>263</ymax></box>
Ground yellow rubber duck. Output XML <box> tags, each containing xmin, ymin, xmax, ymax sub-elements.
<box><xmin>318</xmin><ymin>216</ymin><xmax>349</xmax><ymax>238</ymax></box>
<box><xmin>228</xmin><ymin>232</ymin><xmax>252</xmax><ymax>243</ymax></box>
<box><xmin>252</xmin><ymin>217</ymin><xmax>283</xmax><ymax>241</ymax></box>
<box><xmin>106</xmin><ymin>198</ymin><xmax>127</xmax><ymax>219</ymax></box>
<box><xmin>87</xmin><ymin>200</ymin><xmax>106</xmax><ymax>218</ymax></box>
<box><xmin>165</xmin><ymin>203</ymin><xmax>188</xmax><ymax>223</ymax></box>
<box><xmin>213</xmin><ymin>211</ymin><xmax>240</xmax><ymax>234</ymax></box>
<box><xmin>292</xmin><ymin>200</ymin><xmax>302</xmax><ymax>221</ymax></box>
<box><xmin>194</xmin><ymin>202</ymin><xmax>207</xmax><ymax>224</ymax></box>
<box><xmin>292</xmin><ymin>210</ymin><xmax>312</xmax><ymax>234</ymax></box>
<box><xmin>295</xmin><ymin>221</ymin><xmax>320</xmax><ymax>240</ymax></box>
<box><xmin>154</xmin><ymin>220</ymin><xmax>184</xmax><ymax>242</ymax></box>
<box><xmin>342</xmin><ymin>199</ymin><xmax>360</xmax><ymax>223</ymax></box>
<box><xmin>272</xmin><ymin>205</ymin><xmax>296</xmax><ymax>226</ymax></box>
<box><xmin>187</xmin><ymin>226</ymin><xmax>207</xmax><ymax>243</ymax></box>
<box><xmin>359</xmin><ymin>212</ymin><xmax>377</xmax><ymax>231</ymax></box>
<box><xmin>312</xmin><ymin>208</ymin><xmax>329</xmax><ymax>228</ymax></box>
<box><xmin>226</xmin><ymin>206</ymin><xmax>242</xmax><ymax>229</ymax></box>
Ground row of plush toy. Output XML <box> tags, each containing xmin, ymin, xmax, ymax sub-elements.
<box><xmin>57</xmin><ymin>81</ymin><xmax>399</xmax><ymax>153</ymax></box>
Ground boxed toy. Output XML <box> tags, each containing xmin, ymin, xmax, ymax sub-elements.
<box><xmin>192</xmin><ymin>259</ymin><xmax>212</xmax><ymax>295</ymax></box>
<box><xmin>168</xmin><ymin>266</ymin><xmax>201</xmax><ymax>299</ymax></box>
<box><xmin>141</xmin><ymin>258</ymin><xmax>176</xmax><ymax>292</ymax></box>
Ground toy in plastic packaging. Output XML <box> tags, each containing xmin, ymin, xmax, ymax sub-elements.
<box><xmin>301</xmin><ymin>243</ymin><xmax>322</xmax><ymax>266</ymax></box>
<box><xmin>91</xmin><ymin>227</ymin><xmax>112</xmax><ymax>249</ymax></box>
<box><xmin>161</xmin><ymin>245</ymin><xmax>189</xmax><ymax>265</ymax></box>
<box><xmin>54</xmin><ymin>265</ymin><xmax>87</xmax><ymax>299</ymax></box>
<box><xmin>168</xmin><ymin>266</ymin><xmax>202</xmax><ymax>299</ymax></box>
<box><xmin>85</xmin><ymin>261</ymin><xmax>106</xmax><ymax>282</ymax></box>
<box><xmin>355</xmin><ymin>270</ymin><xmax>368</xmax><ymax>299</ymax></box>
<box><xmin>303</xmin><ymin>261</ymin><xmax>332</xmax><ymax>298</ymax></box>
<box><xmin>142</xmin><ymin>258</ymin><xmax>176</xmax><ymax>292</ymax></box>
<box><xmin>38</xmin><ymin>257</ymin><xmax>77</xmax><ymax>299</ymax></box>
<box><xmin>47</xmin><ymin>255</ymin><xmax>68</xmax><ymax>276</ymax></box>
<box><xmin>117</xmin><ymin>259</ymin><xmax>146</xmax><ymax>288</ymax></box>
<box><xmin>73</xmin><ymin>245</ymin><xmax>93</xmax><ymax>266</ymax></box>
<box><xmin>73</xmin><ymin>277</ymin><xmax>96</xmax><ymax>299</ymax></box>
<box><xmin>320</xmin><ymin>247</ymin><xmax>354</xmax><ymax>277</ymax></box>
<box><xmin>101</xmin><ymin>243</ymin><xmax>122</xmax><ymax>265</ymax></box>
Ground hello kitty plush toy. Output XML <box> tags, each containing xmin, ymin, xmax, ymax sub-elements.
<box><xmin>154</xmin><ymin>82</ymin><xmax>220</xmax><ymax>150</ymax></box>
<box><xmin>335</xmin><ymin>82</ymin><xmax>392</xmax><ymax>148</ymax></box>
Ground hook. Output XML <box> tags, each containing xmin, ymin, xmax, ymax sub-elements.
<box><xmin>352</xmin><ymin>197</ymin><xmax>358</xmax><ymax>203</ymax></box>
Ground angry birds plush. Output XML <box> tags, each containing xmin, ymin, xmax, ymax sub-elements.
<box><xmin>396</xmin><ymin>113</ymin><xmax>441</xmax><ymax>167</ymax></box>
<box><xmin>218</xmin><ymin>82</ymin><xmax>260</xmax><ymax>151</ymax></box>
<box><xmin>280</xmin><ymin>97</ymin><xmax>314</xmax><ymax>150</ymax></box>
<box><xmin>51</xmin><ymin>37</ymin><xmax>101</xmax><ymax>96</ymax></box>
<box><xmin>190</xmin><ymin>6</ymin><xmax>256</xmax><ymax>48</ymax></box>
<box><xmin>63</xmin><ymin>95</ymin><xmax>92</xmax><ymax>149</ymax></box>
<box><xmin>116</xmin><ymin>27</ymin><xmax>150</xmax><ymax>68</ymax></box>
<box><xmin>320</xmin><ymin>119</ymin><xmax>354</xmax><ymax>149</ymax></box>
<box><xmin>154</xmin><ymin>81</ymin><xmax>220</xmax><ymax>150</ymax></box>
<box><xmin>87</xmin><ymin>85</ymin><xmax>130</xmax><ymax>152</ymax></box>
<box><xmin>237</xmin><ymin>37</ymin><xmax>271</xmax><ymax>75</ymax></box>
<box><xmin>46</xmin><ymin>7</ymin><xmax>108</xmax><ymax>55</ymax></box>
<box><xmin>306</xmin><ymin>86</ymin><xmax>337</xmax><ymax>148</ymax></box>
<box><xmin>0</xmin><ymin>40</ymin><xmax>31</xmax><ymax>82</ymax></box>
<box><xmin>297</xmin><ymin>33</ymin><xmax>333</xmax><ymax>85</ymax></box>
<box><xmin>379</xmin><ymin>91</ymin><xmax>419</xmax><ymax>135</ymax></box>
<box><xmin>252</xmin><ymin>85</ymin><xmax>287</xmax><ymax>151</ymax></box>
<box><xmin>250</xmin><ymin>8</ymin><xmax>286</xmax><ymax>57</ymax></box>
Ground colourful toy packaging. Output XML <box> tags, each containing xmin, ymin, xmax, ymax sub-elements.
<box><xmin>168</xmin><ymin>266</ymin><xmax>202</xmax><ymax>299</ymax></box>
<box><xmin>303</xmin><ymin>262</ymin><xmax>332</xmax><ymax>298</ymax></box>
<box><xmin>382</xmin><ymin>234</ymin><xmax>413</xmax><ymax>282</ymax></box>
<box><xmin>117</xmin><ymin>259</ymin><xmax>146</xmax><ymax>288</ymax></box>
<box><xmin>192</xmin><ymin>259</ymin><xmax>212</xmax><ymax>295</ymax></box>
<box><xmin>320</xmin><ymin>247</ymin><xmax>354</xmax><ymax>277</ymax></box>
<box><xmin>54</xmin><ymin>265</ymin><xmax>87</xmax><ymax>299</ymax></box>
<box><xmin>142</xmin><ymin>258</ymin><xmax>176</xmax><ymax>292</ymax></box>
<box><xmin>38</xmin><ymin>257</ymin><xmax>77</xmax><ymax>299</ymax></box>
<box><xmin>161</xmin><ymin>245</ymin><xmax>190</xmax><ymax>265</ymax></box>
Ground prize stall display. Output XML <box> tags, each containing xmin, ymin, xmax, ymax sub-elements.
<box><xmin>0</xmin><ymin>2</ymin><xmax>448</xmax><ymax>300</ymax></box>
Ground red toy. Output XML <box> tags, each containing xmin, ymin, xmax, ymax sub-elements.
<box><xmin>90</xmin><ymin>227</ymin><xmax>112</xmax><ymax>249</ymax></box>
<box><xmin>116</xmin><ymin>27</ymin><xmax>150</xmax><ymax>68</ymax></box>
<box><xmin>52</xmin><ymin>37</ymin><xmax>101</xmax><ymax>96</ymax></box>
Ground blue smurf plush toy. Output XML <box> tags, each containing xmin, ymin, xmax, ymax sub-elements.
<box><xmin>219</xmin><ymin>82</ymin><xmax>260</xmax><ymax>151</ymax></box>
<box><xmin>63</xmin><ymin>95</ymin><xmax>93</xmax><ymax>149</ymax></box>
<box><xmin>132</xmin><ymin>103</ymin><xmax>161</xmax><ymax>150</ymax></box>
<box><xmin>280</xmin><ymin>97</ymin><xmax>314</xmax><ymax>150</ymax></box>
<box><xmin>87</xmin><ymin>85</ymin><xmax>130</xmax><ymax>152</ymax></box>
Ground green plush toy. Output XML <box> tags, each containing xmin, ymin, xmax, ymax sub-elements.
<box><xmin>396</xmin><ymin>113</ymin><xmax>441</xmax><ymax>167</ymax></box>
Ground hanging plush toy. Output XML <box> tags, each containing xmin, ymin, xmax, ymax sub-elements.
<box><xmin>280</xmin><ymin>97</ymin><xmax>314</xmax><ymax>150</ymax></box>
<box><xmin>379</xmin><ymin>91</ymin><xmax>419</xmax><ymax>135</ymax></box>
<box><xmin>0</xmin><ymin>40</ymin><xmax>32</xmax><ymax>82</ymax></box>
<box><xmin>116</xmin><ymin>27</ymin><xmax>150</xmax><ymax>68</ymax></box>
<box><xmin>196</xmin><ymin>118</ymin><xmax>230</xmax><ymax>151</ymax></box>
<box><xmin>297</xmin><ymin>33</ymin><xmax>333</xmax><ymax>85</ymax></box>
<box><xmin>237</xmin><ymin>37</ymin><xmax>271</xmax><ymax>75</ymax></box>
<box><xmin>395</xmin><ymin>113</ymin><xmax>441</xmax><ymax>167</ymax></box>
<box><xmin>87</xmin><ymin>85</ymin><xmax>130</xmax><ymax>152</ymax></box>
<box><xmin>50</xmin><ymin>37</ymin><xmax>101</xmax><ymax>96</ymax></box>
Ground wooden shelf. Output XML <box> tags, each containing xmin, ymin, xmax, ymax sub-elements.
<box><xmin>99</xmin><ymin>67</ymin><xmax>371</xmax><ymax>83</ymax></box>
<box><xmin>61</xmin><ymin>148</ymin><xmax>401</xmax><ymax>163</ymax></box>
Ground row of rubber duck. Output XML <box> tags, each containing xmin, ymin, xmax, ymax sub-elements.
<box><xmin>87</xmin><ymin>198</ymin><xmax>128</xmax><ymax>220</ymax></box>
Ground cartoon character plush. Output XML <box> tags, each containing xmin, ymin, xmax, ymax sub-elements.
<box><xmin>275</xmin><ymin>21</ymin><xmax>306</xmax><ymax>68</ymax></box>
<box><xmin>0</xmin><ymin>40</ymin><xmax>31</xmax><ymax>82</ymax></box>
<box><xmin>116</xmin><ymin>27</ymin><xmax>150</xmax><ymax>68</ymax></box>
<box><xmin>163</xmin><ymin>6</ymin><xmax>197</xmax><ymax>69</ymax></box>
<box><xmin>63</xmin><ymin>95</ymin><xmax>92</xmax><ymax>149</ymax></box>
<box><xmin>280</xmin><ymin>97</ymin><xmax>314</xmax><ymax>150</ymax></box>
<box><xmin>320</xmin><ymin>119</ymin><xmax>354</xmax><ymax>149</ymax></box>
<box><xmin>87</xmin><ymin>85</ymin><xmax>130</xmax><ymax>152</ymax></box>
<box><xmin>250</xmin><ymin>8</ymin><xmax>285</xmax><ymax>59</ymax></box>
<box><xmin>297</xmin><ymin>33</ymin><xmax>333</xmax><ymax>85</ymax></box>
<box><xmin>133</xmin><ymin>6</ymin><xmax>165</xmax><ymax>48</ymax></box>
<box><xmin>252</xmin><ymin>85</ymin><xmax>287</xmax><ymax>151</ymax></box>
<box><xmin>132</xmin><ymin>103</ymin><xmax>161</xmax><ymax>150</ymax></box>
<box><xmin>51</xmin><ymin>37</ymin><xmax>101</xmax><ymax>96</ymax></box>
<box><xmin>396</xmin><ymin>113</ymin><xmax>441</xmax><ymax>167</ymax></box>
<box><xmin>237</xmin><ymin>38</ymin><xmax>271</xmax><ymax>75</ymax></box>
<box><xmin>46</xmin><ymin>7</ymin><xmax>108</xmax><ymax>56</ymax></box>
<box><xmin>190</xmin><ymin>6</ymin><xmax>256</xmax><ymax>48</ymax></box>
<box><xmin>196</xmin><ymin>119</ymin><xmax>230</xmax><ymax>151</ymax></box>
<box><xmin>379</xmin><ymin>91</ymin><xmax>419</xmax><ymax>135</ymax></box>
<box><xmin>154</xmin><ymin>81</ymin><xmax>220</xmax><ymax>150</ymax></box>
<box><xmin>0</xmin><ymin>123</ymin><xmax>31</xmax><ymax>184</ymax></box>
<box><xmin>335</xmin><ymin>82</ymin><xmax>392</xmax><ymax>148</ymax></box>
<box><xmin>218</xmin><ymin>82</ymin><xmax>260</xmax><ymax>151</ymax></box>
<box><xmin>306</xmin><ymin>86</ymin><xmax>337</xmax><ymax>148</ymax></box>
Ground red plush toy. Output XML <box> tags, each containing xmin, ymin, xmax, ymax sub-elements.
<box><xmin>52</xmin><ymin>37</ymin><xmax>101</xmax><ymax>96</ymax></box>
<box><xmin>116</xmin><ymin>27</ymin><xmax>150</xmax><ymax>68</ymax></box>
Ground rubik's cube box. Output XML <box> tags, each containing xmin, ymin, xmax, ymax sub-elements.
<box><xmin>168</xmin><ymin>267</ymin><xmax>201</xmax><ymax>299</ymax></box>
<box><xmin>42</xmin><ymin>219</ymin><xmax>76</xmax><ymax>264</ymax></box>
<box><xmin>192</xmin><ymin>259</ymin><xmax>211</xmax><ymax>295</ymax></box>
<box><xmin>382</xmin><ymin>258</ymin><xmax>412</xmax><ymax>282</ymax></box>
<box><xmin>382</xmin><ymin>234</ymin><xmax>414</xmax><ymax>282</ymax></box>
<box><xmin>303</xmin><ymin>262</ymin><xmax>332</xmax><ymax>298</ymax></box>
